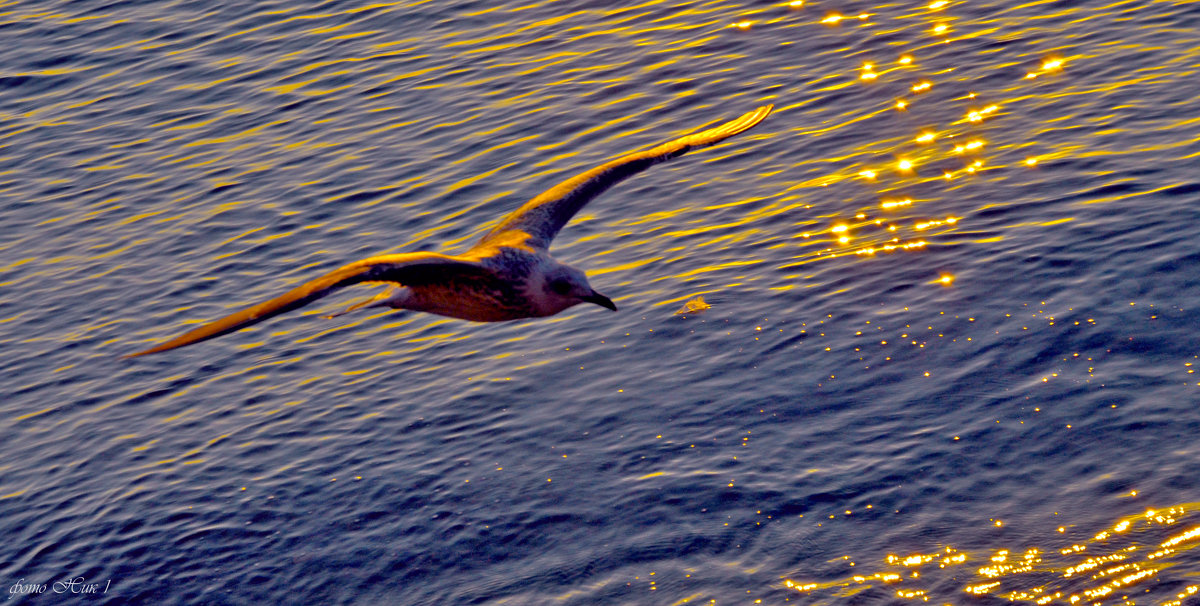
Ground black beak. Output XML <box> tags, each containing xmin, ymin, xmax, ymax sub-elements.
<box><xmin>584</xmin><ymin>290</ymin><xmax>617</xmax><ymax>311</ymax></box>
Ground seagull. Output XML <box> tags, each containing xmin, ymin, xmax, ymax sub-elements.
<box><xmin>124</xmin><ymin>105</ymin><xmax>773</xmax><ymax>357</ymax></box>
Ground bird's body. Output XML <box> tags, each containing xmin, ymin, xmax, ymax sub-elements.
<box><xmin>344</xmin><ymin>243</ymin><xmax>584</xmax><ymax>323</ymax></box>
<box><xmin>125</xmin><ymin>105</ymin><xmax>773</xmax><ymax>357</ymax></box>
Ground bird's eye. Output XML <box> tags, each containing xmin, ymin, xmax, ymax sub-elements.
<box><xmin>550</xmin><ymin>279</ymin><xmax>571</xmax><ymax>295</ymax></box>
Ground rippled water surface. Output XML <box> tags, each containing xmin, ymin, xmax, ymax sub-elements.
<box><xmin>4</xmin><ymin>0</ymin><xmax>1200</xmax><ymax>604</ymax></box>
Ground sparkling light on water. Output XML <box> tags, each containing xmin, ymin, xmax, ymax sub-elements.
<box><xmin>784</xmin><ymin>504</ymin><xmax>1200</xmax><ymax>604</ymax></box>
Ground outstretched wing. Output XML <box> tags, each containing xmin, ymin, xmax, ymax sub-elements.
<box><xmin>124</xmin><ymin>253</ymin><xmax>487</xmax><ymax>357</ymax></box>
<box><xmin>475</xmin><ymin>104</ymin><xmax>773</xmax><ymax>252</ymax></box>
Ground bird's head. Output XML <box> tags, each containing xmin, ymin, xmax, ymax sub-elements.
<box><xmin>538</xmin><ymin>265</ymin><xmax>616</xmax><ymax>316</ymax></box>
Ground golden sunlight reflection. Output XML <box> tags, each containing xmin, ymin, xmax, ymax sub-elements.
<box><xmin>1042</xmin><ymin>58</ymin><xmax>1064</xmax><ymax>71</ymax></box>
<box><xmin>772</xmin><ymin>0</ymin><xmax>1081</xmax><ymax>282</ymax></box>
<box><xmin>783</xmin><ymin>504</ymin><xmax>1200</xmax><ymax>605</ymax></box>
<box><xmin>914</xmin><ymin>216</ymin><xmax>959</xmax><ymax>230</ymax></box>
<box><xmin>1027</xmin><ymin>57</ymin><xmax>1067</xmax><ymax>79</ymax></box>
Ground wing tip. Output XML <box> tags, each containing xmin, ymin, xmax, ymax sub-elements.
<box><xmin>728</xmin><ymin>104</ymin><xmax>774</xmax><ymax>135</ymax></box>
<box><xmin>685</xmin><ymin>104</ymin><xmax>774</xmax><ymax>146</ymax></box>
<box><xmin>121</xmin><ymin>339</ymin><xmax>186</xmax><ymax>358</ymax></box>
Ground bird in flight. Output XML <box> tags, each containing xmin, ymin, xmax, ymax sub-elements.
<box><xmin>125</xmin><ymin>105</ymin><xmax>773</xmax><ymax>357</ymax></box>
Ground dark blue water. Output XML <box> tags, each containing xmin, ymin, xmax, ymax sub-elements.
<box><xmin>3</xmin><ymin>1</ymin><xmax>1200</xmax><ymax>604</ymax></box>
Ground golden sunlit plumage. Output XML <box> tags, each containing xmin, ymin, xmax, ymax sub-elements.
<box><xmin>125</xmin><ymin>105</ymin><xmax>773</xmax><ymax>357</ymax></box>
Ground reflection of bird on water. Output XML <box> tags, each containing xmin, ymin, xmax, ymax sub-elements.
<box><xmin>125</xmin><ymin>105</ymin><xmax>774</xmax><ymax>357</ymax></box>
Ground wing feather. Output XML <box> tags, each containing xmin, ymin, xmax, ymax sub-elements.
<box><xmin>124</xmin><ymin>253</ymin><xmax>485</xmax><ymax>357</ymax></box>
<box><xmin>476</xmin><ymin>105</ymin><xmax>773</xmax><ymax>251</ymax></box>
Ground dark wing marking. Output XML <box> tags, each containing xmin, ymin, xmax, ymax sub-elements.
<box><xmin>475</xmin><ymin>105</ymin><xmax>773</xmax><ymax>251</ymax></box>
<box><xmin>124</xmin><ymin>253</ymin><xmax>488</xmax><ymax>357</ymax></box>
